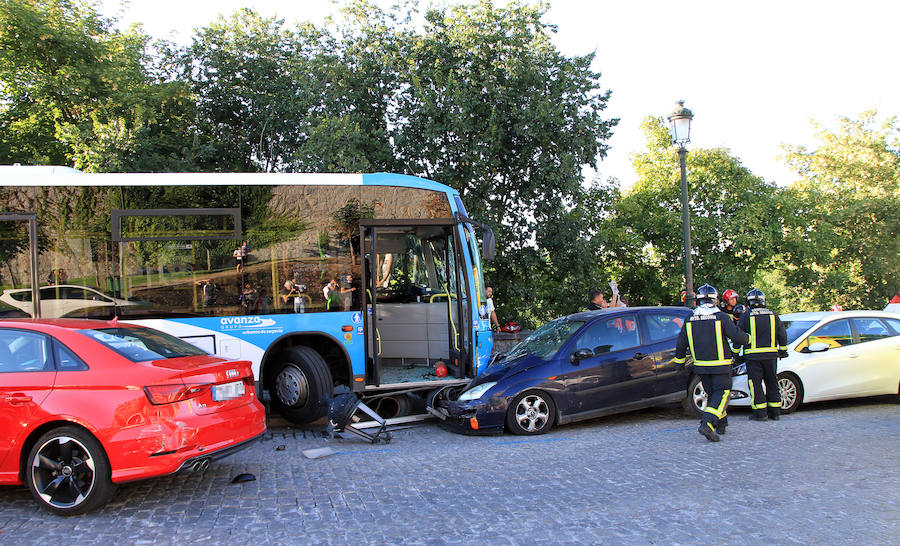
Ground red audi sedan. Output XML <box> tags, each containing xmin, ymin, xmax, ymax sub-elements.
<box><xmin>0</xmin><ymin>318</ymin><xmax>266</xmax><ymax>515</ymax></box>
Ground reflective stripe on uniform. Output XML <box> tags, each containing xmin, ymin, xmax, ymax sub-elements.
<box><xmin>673</xmin><ymin>356</ymin><xmax>686</xmax><ymax>364</ymax></box>
<box><xmin>718</xmin><ymin>390</ymin><xmax>730</xmax><ymax>415</ymax></box>
<box><xmin>715</xmin><ymin>322</ymin><xmax>725</xmax><ymax>362</ymax></box>
<box><xmin>747</xmin><ymin>314</ymin><xmax>777</xmax><ymax>354</ymax></box>
<box><xmin>749</xmin><ymin>382</ymin><xmax>761</xmax><ymax>409</ymax></box>
<box><xmin>687</xmin><ymin>322</ymin><xmax>696</xmax><ymax>359</ymax></box>
<box><xmin>704</xmin><ymin>390</ymin><xmax>731</xmax><ymax>418</ymax></box>
<box><xmin>750</xmin><ymin>315</ymin><xmax>757</xmax><ymax>349</ymax></box>
<box><xmin>769</xmin><ymin>315</ymin><xmax>776</xmax><ymax>349</ymax></box>
<box><xmin>746</xmin><ymin>347</ymin><xmax>778</xmax><ymax>354</ymax></box>
<box><xmin>767</xmin><ymin>401</ymin><xmax>782</xmax><ymax>407</ymax></box>
<box><xmin>694</xmin><ymin>359</ymin><xmax>732</xmax><ymax>366</ymax></box>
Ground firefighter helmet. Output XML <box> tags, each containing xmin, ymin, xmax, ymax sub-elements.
<box><xmin>746</xmin><ymin>288</ymin><xmax>766</xmax><ymax>308</ymax></box>
<box><xmin>695</xmin><ymin>284</ymin><xmax>718</xmax><ymax>307</ymax></box>
<box><xmin>722</xmin><ymin>289</ymin><xmax>738</xmax><ymax>303</ymax></box>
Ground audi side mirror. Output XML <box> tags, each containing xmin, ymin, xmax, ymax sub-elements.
<box><xmin>571</xmin><ymin>348</ymin><xmax>593</xmax><ymax>364</ymax></box>
<box><xmin>807</xmin><ymin>342</ymin><xmax>830</xmax><ymax>353</ymax></box>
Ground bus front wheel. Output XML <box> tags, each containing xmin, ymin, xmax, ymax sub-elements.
<box><xmin>268</xmin><ymin>346</ymin><xmax>333</xmax><ymax>424</ymax></box>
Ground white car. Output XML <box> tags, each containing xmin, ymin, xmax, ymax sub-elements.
<box><xmin>729</xmin><ymin>310</ymin><xmax>900</xmax><ymax>413</ymax></box>
<box><xmin>0</xmin><ymin>285</ymin><xmax>141</xmax><ymax>318</ymax></box>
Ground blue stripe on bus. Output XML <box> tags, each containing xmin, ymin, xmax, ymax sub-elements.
<box><xmin>362</xmin><ymin>173</ymin><xmax>458</xmax><ymax>195</ymax></box>
<box><xmin>169</xmin><ymin>312</ymin><xmax>366</xmax><ymax>373</ymax></box>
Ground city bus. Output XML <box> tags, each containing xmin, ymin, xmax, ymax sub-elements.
<box><xmin>0</xmin><ymin>166</ymin><xmax>495</xmax><ymax>424</ymax></box>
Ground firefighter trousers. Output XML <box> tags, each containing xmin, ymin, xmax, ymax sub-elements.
<box><xmin>700</xmin><ymin>373</ymin><xmax>731</xmax><ymax>429</ymax></box>
<box><xmin>747</xmin><ymin>358</ymin><xmax>780</xmax><ymax>416</ymax></box>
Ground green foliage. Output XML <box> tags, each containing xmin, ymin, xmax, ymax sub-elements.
<box><xmin>610</xmin><ymin>117</ymin><xmax>782</xmax><ymax>306</ymax></box>
<box><xmin>331</xmin><ymin>198</ymin><xmax>375</xmax><ymax>263</ymax></box>
<box><xmin>0</xmin><ymin>215</ymin><xmax>33</xmax><ymax>287</ymax></box>
<box><xmin>10</xmin><ymin>1</ymin><xmax>895</xmax><ymax>323</ymax></box>
<box><xmin>386</xmin><ymin>1</ymin><xmax>616</xmax><ymax>325</ymax></box>
<box><xmin>0</xmin><ymin>0</ymin><xmax>196</xmax><ymax>171</ymax></box>
<box><xmin>780</xmin><ymin>111</ymin><xmax>900</xmax><ymax>310</ymax></box>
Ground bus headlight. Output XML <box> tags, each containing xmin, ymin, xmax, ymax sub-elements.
<box><xmin>458</xmin><ymin>382</ymin><xmax>497</xmax><ymax>401</ymax></box>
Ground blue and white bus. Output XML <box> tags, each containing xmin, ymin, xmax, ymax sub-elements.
<box><xmin>0</xmin><ymin>166</ymin><xmax>495</xmax><ymax>424</ymax></box>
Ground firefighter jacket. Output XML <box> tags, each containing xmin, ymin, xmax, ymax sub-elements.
<box><xmin>673</xmin><ymin>309</ymin><xmax>750</xmax><ymax>374</ymax></box>
<box><xmin>738</xmin><ymin>307</ymin><xmax>787</xmax><ymax>360</ymax></box>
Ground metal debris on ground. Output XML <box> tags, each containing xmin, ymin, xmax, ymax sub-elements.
<box><xmin>327</xmin><ymin>391</ymin><xmax>393</xmax><ymax>444</ymax></box>
<box><xmin>231</xmin><ymin>473</ymin><xmax>256</xmax><ymax>484</ymax></box>
<box><xmin>301</xmin><ymin>447</ymin><xmax>339</xmax><ymax>459</ymax></box>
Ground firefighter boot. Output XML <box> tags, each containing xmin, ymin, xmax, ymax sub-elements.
<box><xmin>749</xmin><ymin>410</ymin><xmax>768</xmax><ymax>421</ymax></box>
<box><xmin>698</xmin><ymin>422</ymin><xmax>720</xmax><ymax>442</ymax></box>
<box><xmin>715</xmin><ymin>416</ymin><xmax>728</xmax><ymax>435</ymax></box>
<box><xmin>767</xmin><ymin>407</ymin><xmax>781</xmax><ymax>421</ymax></box>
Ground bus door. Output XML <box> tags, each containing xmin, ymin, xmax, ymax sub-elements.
<box><xmin>361</xmin><ymin>220</ymin><xmax>471</xmax><ymax>385</ymax></box>
<box><xmin>0</xmin><ymin>213</ymin><xmax>40</xmax><ymax>318</ymax></box>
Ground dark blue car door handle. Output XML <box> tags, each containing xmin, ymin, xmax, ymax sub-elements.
<box><xmin>633</xmin><ymin>352</ymin><xmax>648</xmax><ymax>359</ymax></box>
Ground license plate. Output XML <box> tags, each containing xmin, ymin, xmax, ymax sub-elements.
<box><xmin>212</xmin><ymin>380</ymin><xmax>245</xmax><ymax>401</ymax></box>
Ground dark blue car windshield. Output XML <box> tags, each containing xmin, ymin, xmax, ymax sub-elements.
<box><xmin>504</xmin><ymin>318</ymin><xmax>585</xmax><ymax>361</ymax></box>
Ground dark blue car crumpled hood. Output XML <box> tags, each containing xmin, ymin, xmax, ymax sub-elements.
<box><xmin>468</xmin><ymin>352</ymin><xmax>547</xmax><ymax>389</ymax></box>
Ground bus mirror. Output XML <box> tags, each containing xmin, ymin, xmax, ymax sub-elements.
<box><xmin>482</xmin><ymin>228</ymin><xmax>495</xmax><ymax>262</ymax></box>
<box><xmin>453</xmin><ymin>211</ymin><xmax>495</xmax><ymax>262</ymax></box>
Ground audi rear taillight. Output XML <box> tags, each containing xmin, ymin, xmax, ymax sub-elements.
<box><xmin>144</xmin><ymin>384</ymin><xmax>206</xmax><ymax>405</ymax></box>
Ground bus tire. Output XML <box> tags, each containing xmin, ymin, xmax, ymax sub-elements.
<box><xmin>268</xmin><ymin>346</ymin><xmax>333</xmax><ymax>424</ymax></box>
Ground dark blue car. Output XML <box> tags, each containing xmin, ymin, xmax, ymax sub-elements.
<box><xmin>436</xmin><ymin>306</ymin><xmax>699</xmax><ymax>435</ymax></box>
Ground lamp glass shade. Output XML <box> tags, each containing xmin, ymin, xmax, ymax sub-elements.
<box><xmin>671</xmin><ymin>116</ymin><xmax>691</xmax><ymax>143</ymax></box>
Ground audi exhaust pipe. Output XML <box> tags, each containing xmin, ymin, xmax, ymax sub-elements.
<box><xmin>190</xmin><ymin>459</ymin><xmax>210</xmax><ymax>472</ymax></box>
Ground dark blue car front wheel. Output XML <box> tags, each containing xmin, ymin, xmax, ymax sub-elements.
<box><xmin>506</xmin><ymin>391</ymin><xmax>556</xmax><ymax>435</ymax></box>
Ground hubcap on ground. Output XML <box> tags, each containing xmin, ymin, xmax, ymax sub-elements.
<box><xmin>32</xmin><ymin>436</ymin><xmax>95</xmax><ymax>509</ymax></box>
<box><xmin>276</xmin><ymin>364</ymin><xmax>309</xmax><ymax>407</ymax></box>
<box><xmin>515</xmin><ymin>395</ymin><xmax>549</xmax><ymax>432</ymax></box>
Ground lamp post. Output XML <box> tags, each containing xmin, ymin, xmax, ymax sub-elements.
<box><xmin>668</xmin><ymin>100</ymin><xmax>694</xmax><ymax>307</ymax></box>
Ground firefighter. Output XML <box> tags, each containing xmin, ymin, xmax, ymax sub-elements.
<box><xmin>719</xmin><ymin>288</ymin><xmax>739</xmax><ymax>317</ymax></box>
<box><xmin>674</xmin><ymin>284</ymin><xmax>750</xmax><ymax>442</ymax></box>
<box><xmin>738</xmin><ymin>288</ymin><xmax>788</xmax><ymax>421</ymax></box>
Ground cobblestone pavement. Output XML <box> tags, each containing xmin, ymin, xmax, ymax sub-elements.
<box><xmin>2</xmin><ymin>398</ymin><xmax>898</xmax><ymax>544</ymax></box>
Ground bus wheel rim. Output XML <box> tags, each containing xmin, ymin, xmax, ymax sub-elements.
<box><xmin>275</xmin><ymin>364</ymin><xmax>309</xmax><ymax>407</ymax></box>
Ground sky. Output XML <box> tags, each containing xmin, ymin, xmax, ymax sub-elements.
<box><xmin>101</xmin><ymin>0</ymin><xmax>900</xmax><ymax>188</ymax></box>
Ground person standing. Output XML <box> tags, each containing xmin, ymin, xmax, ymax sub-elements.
<box><xmin>323</xmin><ymin>279</ymin><xmax>340</xmax><ymax>311</ymax></box>
<box><xmin>719</xmin><ymin>289</ymin><xmax>739</xmax><ymax>317</ymax></box>
<box><xmin>738</xmin><ymin>288</ymin><xmax>788</xmax><ymax>421</ymax></box>
<box><xmin>673</xmin><ymin>284</ymin><xmax>750</xmax><ymax>442</ymax></box>
<box><xmin>340</xmin><ymin>273</ymin><xmax>356</xmax><ymax>311</ymax></box>
<box><xmin>196</xmin><ymin>279</ymin><xmax>216</xmax><ymax>307</ymax></box>
<box><xmin>587</xmin><ymin>290</ymin><xmax>607</xmax><ymax>310</ymax></box>
<box><xmin>486</xmin><ymin>285</ymin><xmax>500</xmax><ymax>331</ymax></box>
<box><xmin>240</xmin><ymin>282</ymin><xmax>258</xmax><ymax>314</ymax></box>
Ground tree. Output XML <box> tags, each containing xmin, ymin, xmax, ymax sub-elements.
<box><xmin>331</xmin><ymin>198</ymin><xmax>375</xmax><ymax>264</ymax></box>
<box><xmin>780</xmin><ymin>111</ymin><xmax>900</xmax><ymax>310</ymax></box>
<box><xmin>610</xmin><ymin>117</ymin><xmax>783</xmax><ymax>307</ymax></box>
<box><xmin>385</xmin><ymin>0</ymin><xmax>617</xmax><ymax>324</ymax></box>
<box><xmin>299</xmin><ymin>1</ymin><xmax>402</xmax><ymax>173</ymax></box>
<box><xmin>0</xmin><ymin>0</ymin><xmax>196</xmax><ymax>171</ymax></box>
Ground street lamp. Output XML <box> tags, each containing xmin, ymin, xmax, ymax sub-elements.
<box><xmin>668</xmin><ymin>100</ymin><xmax>694</xmax><ymax>307</ymax></box>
